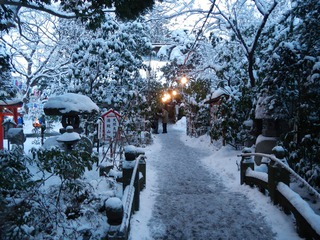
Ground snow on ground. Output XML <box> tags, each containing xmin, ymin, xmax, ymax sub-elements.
<box><xmin>6</xmin><ymin>118</ymin><xmax>112</xmax><ymax>239</ymax></box>
<box><xmin>129</xmin><ymin>117</ymin><xmax>320</xmax><ymax>240</ymax></box>
<box><xmin>7</xmin><ymin>117</ymin><xmax>319</xmax><ymax>239</ymax></box>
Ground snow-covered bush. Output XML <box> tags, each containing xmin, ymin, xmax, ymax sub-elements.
<box><xmin>210</xmin><ymin>85</ymin><xmax>254</xmax><ymax>148</ymax></box>
<box><xmin>0</xmin><ymin>147</ymin><xmax>33</xmax><ymax>197</ymax></box>
<box><xmin>0</xmin><ymin>142</ymin><xmax>103</xmax><ymax>239</ymax></box>
<box><xmin>31</xmin><ymin>145</ymin><xmax>97</xmax><ymax>181</ymax></box>
<box><xmin>0</xmin><ymin>147</ymin><xmax>35</xmax><ymax>239</ymax></box>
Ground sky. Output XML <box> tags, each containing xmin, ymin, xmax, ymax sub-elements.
<box><xmin>4</xmin><ymin>115</ymin><xmax>319</xmax><ymax>239</ymax></box>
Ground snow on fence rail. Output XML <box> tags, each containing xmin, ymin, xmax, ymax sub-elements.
<box><xmin>241</xmin><ymin>151</ymin><xmax>320</xmax><ymax>199</ymax></box>
<box><xmin>240</xmin><ymin>149</ymin><xmax>320</xmax><ymax>239</ymax></box>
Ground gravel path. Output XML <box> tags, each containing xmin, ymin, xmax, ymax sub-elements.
<box><xmin>148</xmin><ymin>126</ymin><xmax>276</xmax><ymax>240</ymax></box>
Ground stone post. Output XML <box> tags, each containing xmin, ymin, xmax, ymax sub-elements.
<box><xmin>105</xmin><ymin>197</ymin><xmax>123</xmax><ymax>225</ymax></box>
<box><xmin>268</xmin><ymin>146</ymin><xmax>290</xmax><ymax>209</ymax></box>
<box><xmin>139</xmin><ymin>155</ymin><xmax>146</xmax><ymax>189</ymax></box>
<box><xmin>122</xmin><ymin>145</ymin><xmax>141</xmax><ymax>211</ymax></box>
<box><xmin>240</xmin><ymin>147</ymin><xmax>254</xmax><ymax>185</ymax></box>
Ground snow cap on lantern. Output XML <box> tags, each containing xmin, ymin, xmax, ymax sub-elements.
<box><xmin>56</xmin><ymin>126</ymin><xmax>81</xmax><ymax>150</ymax></box>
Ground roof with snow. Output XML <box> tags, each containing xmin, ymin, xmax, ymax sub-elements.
<box><xmin>204</xmin><ymin>87</ymin><xmax>230</xmax><ymax>104</ymax></box>
<box><xmin>44</xmin><ymin>93</ymin><xmax>99</xmax><ymax>116</ymax></box>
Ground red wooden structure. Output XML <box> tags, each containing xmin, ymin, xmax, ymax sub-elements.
<box><xmin>0</xmin><ymin>99</ymin><xmax>23</xmax><ymax>149</ymax></box>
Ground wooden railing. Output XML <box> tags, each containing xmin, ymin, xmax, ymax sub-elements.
<box><xmin>240</xmin><ymin>148</ymin><xmax>320</xmax><ymax>239</ymax></box>
<box><xmin>106</xmin><ymin>148</ymin><xmax>146</xmax><ymax>240</ymax></box>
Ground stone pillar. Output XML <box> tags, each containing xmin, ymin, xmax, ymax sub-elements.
<box><xmin>269</xmin><ymin>146</ymin><xmax>290</xmax><ymax>208</ymax></box>
<box><xmin>139</xmin><ymin>155</ymin><xmax>146</xmax><ymax>189</ymax></box>
<box><xmin>105</xmin><ymin>197</ymin><xmax>123</xmax><ymax>225</ymax></box>
<box><xmin>240</xmin><ymin>147</ymin><xmax>254</xmax><ymax>185</ymax></box>
<box><xmin>122</xmin><ymin>146</ymin><xmax>141</xmax><ymax>212</ymax></box>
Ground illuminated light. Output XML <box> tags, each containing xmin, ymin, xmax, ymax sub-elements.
<box><xmin>162</xmin><ymin>92</ymin><xmax>172</xmax><ymax>103</ymax></box>
<box><xmin>181</xmin><ymin>76</ymin><xmax>188</xmax><ymax>85</ymax></box>
<box><xmin>172</xmin><ymin>90</ymin><xmax>177</xmax><ymax>96</ymax></box>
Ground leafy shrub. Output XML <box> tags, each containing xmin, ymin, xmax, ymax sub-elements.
<box><xmin>0</xmin><ymin>146</ymin><xmax>33</xmax><ymax>196</ymax></box>
<box><xmin>0</xmin><ymin>147</ymin><xmax>35</xmax><ymax>239</ymax></box>
<box><xmin>31</xmin><ymin>144</ymin><xmax>97</xmax><ymax>181</ymax></box>
<box><xmin>0</xmin><ymin>141</ymin><xmax>99</xmax><ymax>239</ymax></box>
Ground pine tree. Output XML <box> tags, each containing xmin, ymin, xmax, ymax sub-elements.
<box><xmin>0</xmin><ymin>44</ymin><xmax>17</xmax><ymax>100</ymax></box>
<box><xmin>257</xmin><ymin>0</ymin><xmax>320</xmax><ymax>190</ymax></box>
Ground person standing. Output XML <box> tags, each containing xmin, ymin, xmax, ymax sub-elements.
<box><xmin>39</xmin><ymin>114</ymin><xmax>46</xmax><ymax>137</ymax></box>
<box><xmin>161</xmin><ymin>107</ymin><xmax>169</xmax><ymax>133</ymax></box>
<box><xmin>152</xmin><ymin>110</ymin><xmax>160</xmax><ymax>134</ymax></box>
<box><xmin>18</xmin><ymin>115</ymin><xmax>24</xmax><ymax>126</ymax></box>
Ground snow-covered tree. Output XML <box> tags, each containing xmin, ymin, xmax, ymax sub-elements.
<box><xmin>67</xmin><ymin>17</ymin><xmax>152</xmax><ymax>105</ymax></box>
<box><xmin>0</xmin><ymin>0</ymin><xmax>159</xmax><ymax>104</ymax></box>
<box><xmin>0</xmin><ymin>43</ymin><xmax>17</xmax><ymax>100</ymax></box>
<box><xmin>0</xmin><ymin>0</ymin><xmax>157</xmax><ymax>32</ymax></box>
<box><xmin>0</xmin><ymin>10</ymin><xmax>73</xmax><ymax>111</ymax></box>
<box><xmin>257</xmin><ymin>0</ymin><xmax>320</xmax><ymax>190</ymax></box>
<box><xmin>0</xmin><ymin>147</ymin><xmax>35</xmax><ymax>238</ymax></box>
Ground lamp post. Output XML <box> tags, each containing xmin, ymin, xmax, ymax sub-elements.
<box><xmin>179</xmin><ymin>75</ymin><xmax>189</xmax><ymax>130</ymax></box>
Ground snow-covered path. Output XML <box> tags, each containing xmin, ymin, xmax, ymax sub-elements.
<box><xmin>132</xmin><ymin>125</ymin><xmax>276</xmax><ymax>239</ymax></box>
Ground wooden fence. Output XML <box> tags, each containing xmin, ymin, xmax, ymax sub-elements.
<box><xmin>105</xmin><ymin>148</ymin><xmax>146</xmax><ymax>240</ymax></box>
<box><xmin>240</xmin><ymin>148</ymin><xmax>320</xmax><ymax>239</ymax></box>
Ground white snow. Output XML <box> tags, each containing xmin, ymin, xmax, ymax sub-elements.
<box><xmin>130</xmin><ymin>117</ymin><xmax>319</xmax><ymax>240</ymax></box>
<box><xmin>7</xmin><ymin>117</ymin><xmax>319</xmax><ymax>239</ymax></box>
<box><xmin>105</xmin><ymin>197</ymin><xmax>123</xmax><ymax>210</ymax></box>
<box><xmin>277</xmin><ymin>183</ymin><xmax>320</xmax><ymax>235</ymax></box>
<box><xmin>56</xmin><ymin>128</ymin><xmax>81</xmax><ymax>142</ymax></box>
<box><xmin>43</xmin><ymin>93</ymin><xmax>99</xmax><ymax>114</ymax></box>
<box><xmin>208</xmin><ymin>87</ymin><xmax>230</xmax><ymax>101</ymax></box>
<box><xmin>256</xmin><ymin>134</ymin><xmax>278</xmax><ymax>144</ymax></box>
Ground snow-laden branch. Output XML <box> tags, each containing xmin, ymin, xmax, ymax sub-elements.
<box><xmin>0</xmin><ymin>1</ymin><xmax>75</xmax><ymax>19</ymax></box>
<box><xmin>215</xmin><ymin>4</ymin><xmax>249</xmax><ymax>55</ymax></box>
<box><xmin>252</xmin><ymin>0</ymin><xmax>268</xmax><ymax>15</ymax></box>
<box><xmin>195</xmin><ymin>62</ymin><xmax>227</xmax><ymax>75</ymax></box>
<box><xmin>149</xmin><ymin>8</ymin><xmax>210</xmax><ymax>22</ymax></box>
<box><xmin>215</xmin><ymin>0</ymin><xmax>278</xmax><ymax>87</ymax></box>
<box><xmin>31</xmin><ymin>45</ymin><xmax>57</xmax><ymax>78</ymax></box>
<box><xmin>250</xmin><ymin>1</ymin><xmax>278</xmax><ymax>55</ymax></box>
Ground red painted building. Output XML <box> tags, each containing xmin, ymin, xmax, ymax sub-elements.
<box><xmin>0</xmin><ymin>99</ymin><xmax>23</xmax><ymax>149</ymax></box>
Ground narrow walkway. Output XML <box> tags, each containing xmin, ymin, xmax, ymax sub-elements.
<box><xmin>147</xmin><ymin>126</ymin><xmax>276</xmax><ymax>240</ymax></box>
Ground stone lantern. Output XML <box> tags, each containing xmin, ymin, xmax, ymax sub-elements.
<box><xmin>43</xmin><ymin>93</ymin><xmax>100</xmax><ymax>134</ymax></box>
<box><xmin>254</xmin><ymin>93</ymin><xmax>289</xmax><ymax>165</ymax></box>
<box><xmin>56</xmin><ymin>126</ymin><xmax>81</xmax><ymax>151</ymax></box>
